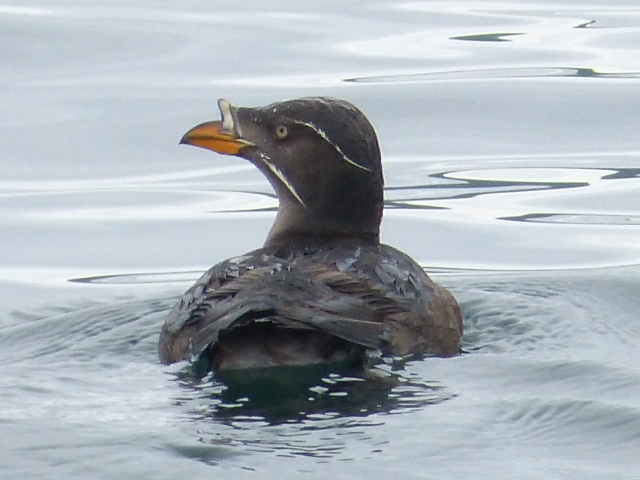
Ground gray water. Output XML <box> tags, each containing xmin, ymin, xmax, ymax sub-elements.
<box><xmin>2</xmin><ymin>1</ymin><xmax>640</xmax><ymax>478</ymax></box>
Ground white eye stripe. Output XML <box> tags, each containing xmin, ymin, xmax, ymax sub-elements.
<box><xmin>259</xmin><ymin>153</ymin><xmax>307</xmax><ymax>208</ymax></box>
<box><xmin>293</xmin><ymin>121</ymin><xmax>372</xmax><ymax>172</ymax></box>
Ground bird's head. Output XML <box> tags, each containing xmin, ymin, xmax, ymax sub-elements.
<box><xmin>180</xmin><ymin>97</ymin><xmax>384</xmax><ymax>247</ymax></box>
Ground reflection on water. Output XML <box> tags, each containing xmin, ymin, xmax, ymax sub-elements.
<box><xmin>169</xmin><ymin>362</ymin><xmax>451</xmax><ymax>458</ymax></box>
<box><xmin>386</xmin><ymin>166</ymin><xmax>588</xmax><ymax>207</ymax></box>
<box><xmin>175</xmin><ymin>362</ymin><xmax>450</xmax><ymax>425</ymax></box>
<box><xmin>389</xmin><ymin>165</ymin><xmax>640</xmax><ymax>227</ymax></box>
<box><xmin>451</xmin><ymin>32</ymin><xmax>523</xmax><ymax>42</ymax></box>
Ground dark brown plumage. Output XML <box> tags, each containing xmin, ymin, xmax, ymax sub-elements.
<box><xmin>158</xmin><ymin>97</ymin><xmax>462</xmax><ymax>373</ymax></box>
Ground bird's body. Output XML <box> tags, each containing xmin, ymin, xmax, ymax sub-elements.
<box><xmin>158</xmin><ymin>97</ymin><xmax>462</xmax><ymax>373</ymax></box>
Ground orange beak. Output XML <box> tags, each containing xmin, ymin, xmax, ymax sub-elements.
<box><xmin>179</xmin><ymin>121</ymin><xmax>253</xmax><ymax>155</ymax></box>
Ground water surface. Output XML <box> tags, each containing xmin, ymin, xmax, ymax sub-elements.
<box><xmin>1</xmin><ymin>1</ymin><xmax>640</xmax><ymax>478</ymax></box>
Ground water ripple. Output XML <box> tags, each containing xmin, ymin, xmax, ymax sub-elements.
<box><xmin>457</xmin><ymin>270</ymin><xmax>640</xmax><ymax>362</ymax></box>
<box><xmin>501</xmin><ymin>212</ymin><xmax>640</xmax><ymax>225</ymax></box>
<box><xmin>347</xmin><ymin>66</ymin><xmax>640</xmax><ymax>83</ymax></box>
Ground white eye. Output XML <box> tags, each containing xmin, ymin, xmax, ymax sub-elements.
<box><xmin>275</xmin><ymin>125</ymin><xmax>288</xmax><ymax>140</ymax></box>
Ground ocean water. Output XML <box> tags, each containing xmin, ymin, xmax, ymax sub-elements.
<box><xmin>1</xmin><ymin>1</ymin><xmax>640</xmax><ymax>478</ymax></box>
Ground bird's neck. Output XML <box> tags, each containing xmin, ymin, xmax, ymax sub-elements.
<box><xmin>264</xmin><ymin>200</ymin><xmax>380</xmax><ymax>248</ymax></box>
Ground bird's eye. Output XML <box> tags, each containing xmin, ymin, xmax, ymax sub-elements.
<box><xmin>275</xmin><ymin>125</ymin><xmax>288</xmax><ymax>140</ymax></box>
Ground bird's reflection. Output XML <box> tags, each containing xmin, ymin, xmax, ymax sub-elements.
<box><xmin>172</xmin><ymin>359</ymin><xmax>451</xmax><ymax>426</ymax></box>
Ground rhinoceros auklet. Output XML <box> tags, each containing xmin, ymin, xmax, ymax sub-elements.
<box><xmin>158</xmin><ymin>97</ymin><xmax>462</xmax><ymax>373</ymax></box>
